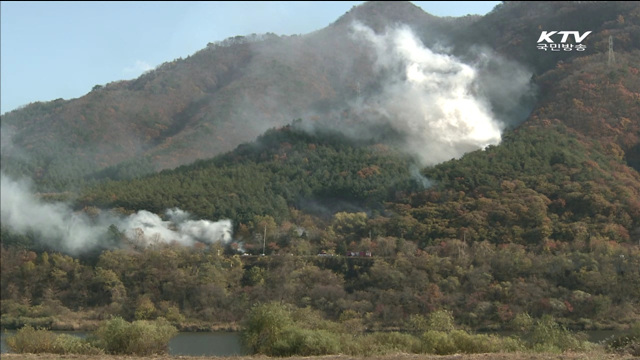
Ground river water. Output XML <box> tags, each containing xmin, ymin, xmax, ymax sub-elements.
<box><xmin>0</xmin><ymin>331</ymin><xmax>248</xmax><ymax>356</ymax></box>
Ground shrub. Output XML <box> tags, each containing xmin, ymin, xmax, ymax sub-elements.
<box><xmin>421</xmin><ymin>330</ymin><xmax>457</xmax><ymax>354</ymax></box>
<box><xmin>164</xmin><ymin>305</ymin><xmax>185</xmax><ymax>324</ymax></box>
<box><xmin>134</xmin><ymin>297</ymin><xmax>157</xmax><ymax>320</ymax></box>
<box><xmin>450</xmin><ymin>330</ymin><xmax>496</xmax><ymax>353</ymax></box>
<box><xmin>241</xmin><ymin>302</ymin><xmax>294</xmax><ymax>354</ymax></box>
<box><xmin>6</xmin><ymin>326</ymin><xmax>57</xmax><ymax>353</ymax></box>
<box><xmin>354</xmin><ymin>331</ymin><xmax>422</xmax><ymax>355</ymax></box>
<box><xmin>342</xmin><ymin>332</ymin><xmax>421</xmax><ymax>356</ymax></box>
<box><xmin>427</xmin><ymin>310</ymin><xmax>456</xmax><ymax>332</ymax></box>
<box><xmin>419</xmin><ymin>328</ymin><xmax>524</xmax><ymax>355</ymax></box>
<box><xmin>415</xmin><ymin>309</ymin><xmax>525</xmax><ymax>355</ymax></box>
<box><xmin>6</xmin><ymin>326</ymin><xmax>102</xmax><ymax>354</ymax></box>
<box><xmin>407</xmin><ymin>314</ymin><xmax>429</xmax><ymax>334</ymax></box>
<box><xmin>92</xmin><ymin>317</ymin><xmax>129</xmax><ymax>353</ymax></box>
<box><xmin>51</xmin><ymin>334</ymin><xmax>103</xmax><ymax>355</ymax></box>
<box><xmin>511</xmin><ymin>312</ymin><xmax>534</xmax><ymax>332</ymax></box>
<box><xmin>531</xmin><ymin>315</ymin><xmax>588</xmax><ymax>351</ymax></box>
<box><xmin>606</xmin><ymin>322</ymin><xmax>640</xmax><ymax>356</ymax></box>
<box><xmin>271</xmin><ymin>327</ymin><xmax>341</xmax><ymax>356</ymax></box>
<box><xmin>450</xmin><ymin>330</ymin><xmax>524</xmax><ymax>353</ymax></box>
<box><xmin>338</xmin><ymin>310</ymin><xmax>365</xmax><ymax>333</ymax></box>
<box><xmin>293</xmin><ymin>328</ymin><xmax>341</xmax><ymax>355</ymax></box>
<box><xmin>291</xmin><ymin>306</ymin><xmax>343</xmax><ymax>333</ymax></box>
<box><xmin>240</xmin><ymin>303</ymin><xmax>532</xmax><ymax>356</ymax></box>
<box><xmin>242</xmin><ymin>303</ymin><xmax>342</xmax><ymax>356</ymax></box>
<box><xmin>513</xmin><ymin>314</ymin><xmax>591</xmax><ymax>352</ymax></box>
<box><xmin>92</xmin><ymin>317</ymin><xmax>177</xmax><ymax>355</ymax></box>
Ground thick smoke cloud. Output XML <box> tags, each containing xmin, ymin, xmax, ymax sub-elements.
<box><xmin>0</xmin><ymin>173</ymin><xmax>232</xmax><ymax>254</ymax></box>
<box><xmin>315</xmin><ymin>23</ymin><xmax>534</xmax><ymax>167</ymax></box>
<box><xmin>120</xmin><ymin>209</ymin><xmax>232</xmax><ymax>247</ymax></box>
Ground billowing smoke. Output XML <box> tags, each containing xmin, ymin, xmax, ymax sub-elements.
<box><xmin>308</xmin><ymin>23</ymin><xmax>534</xmax><ymax>167</ymax></box>
<box><xmin>121</xmin><ymin>209</ymin><xmax>232</xmax><ymax>247</ymax></box>
<box><xmin>0</xmin><ymin>173</ymin><xmax>233</xmax><ymax>254</ymax></box>
<box><xmin>1</xmin><ymin>174</ymin><xmax>103</xmax><ymax>252</ymax></box>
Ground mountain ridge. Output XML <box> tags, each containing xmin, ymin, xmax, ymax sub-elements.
<box><xmin>1</xmin><ymin>1</ymin><xmax>639</xmax><ymax>190</ymax></box>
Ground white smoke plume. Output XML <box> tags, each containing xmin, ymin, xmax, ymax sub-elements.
<box><xmin>322</xmin><ymin>23</ymin><xmax>534</xmax><ymax>167</ymax></box>
<box><xmin>409</xmin><ymin>165</ymin><xmax>433</xmax><ymax>189</ymax></box>
<box><xmin>1</xmin><ymin>173</ymin><xmax>233</xmax><ymax>254</ymax></box>
<box><xmin>122</xmin><ymin>210</ymin><xmax>232</xmax><ymax>247</ymax></box>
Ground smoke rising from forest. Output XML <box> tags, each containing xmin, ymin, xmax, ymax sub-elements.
<box><xmin>311</xmin><ymin>23</ymin><xmax>534</xmax><ymax>167</ymax></box>
<box><xmin>122</xmin><ymin>209</ymin><xmax>232</xmax><ymax>247</ymax></box>
<box><xmin>0</xmin><ymin>173</ymin><xmax>232</xmax><ymax>254</ymax></box>
<box><xmin>0</xmin><ymin>21</ymin><xmax>536</xmax><ymax>251</ymax></box>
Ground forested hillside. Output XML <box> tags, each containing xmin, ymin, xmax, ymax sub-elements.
<box><xmin>76</xmin><ymin>121</ymin><xmax>640</xmax><ymax>250</ymax></box>
<box><xmin>1</xmin><ymin>0</ymin><xmax>640</xmax><ymax>339</ymax></box>
<box><xmin>78</xmin><ymin>124</ymin><xmax>419</xmax><ymax>226</ymax></box>
<box><xmin>3</xmin><ymin>119</ymin><xmax>639</xmax><ymax>333</ymax></box>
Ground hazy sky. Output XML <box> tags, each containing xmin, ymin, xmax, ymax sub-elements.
<box><xmin>0</xmin><ymin>1</ymin><xmax>499</xmax><ymax>114</ymax></box>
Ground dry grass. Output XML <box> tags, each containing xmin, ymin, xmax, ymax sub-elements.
<box><xmin>1</xmin><ymin>352</ymin><xmax>637</xmax><ymax>360</ymax></box>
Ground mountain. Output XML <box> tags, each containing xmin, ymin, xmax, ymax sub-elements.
<box><xmin>2</xmin><ymin>0</ymin><xmax>640</xmax><ymax>240</ymax></box>
<box><xmin>2</xmin><ymin>1</ymin><xmax>640</xmax><ymax>334</ymax></box>
<box><xmin>0</xmin><ymin>2</ymin><xmax>414</xmax><ymax>187</ymax></box>
<box><xmin>3</xmin><ymin>2</ymin><xmax>638</xmax><ymax>190</ymax></box>
<box><xmin>0</xmin><ymin>0</ymin><xmax>638</xmax><ymax>213</ymax></box>
<box><xmin>3</xmin><ymin>2</ymin><xmax>639</xmax><ymax>192</ymax></box>
<box><xmin>0</xmin><ymin>1</ymin><xmax>484</xmax><ymax>190</ymax></box>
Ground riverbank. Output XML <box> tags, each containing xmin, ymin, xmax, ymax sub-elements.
<box><xmin>0</xmin><ymin>318</ymin><xmax>240</xmax><ymax>333</ymax></box>
<box><xmin>1</xmin><ymin>351</ymin><xmax>636</xmax><ymax>360</ymax></box>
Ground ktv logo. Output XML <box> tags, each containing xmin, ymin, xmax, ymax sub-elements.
<box><xmin>537</xmin><ymin>31</ymin><xmax>592</xmax><ymax>52</ymax></box>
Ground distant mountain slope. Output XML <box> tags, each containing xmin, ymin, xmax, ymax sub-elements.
<box><xmin>0</xmin><ymin>2</ymin><xmax>443</xmax><ymax>189</ymax></box>
<box><xmin>1</xmin><ymin>1</ymin><xmax>639</xmax><ymax>191</ymax></box>
<box><xmin>0</xmin><ymin>1</ymin><xmax>478</xmax><ymax>190</ymax></box>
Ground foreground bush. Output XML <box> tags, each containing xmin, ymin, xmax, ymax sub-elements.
<box><xmin>342</xmin><ymin>311</ymin><xmax>511</xmax><ymax>356</ymax></box>
<box><xmin>7</xmin><ymin>318</ymin><xmax>177</xmax><ymax>356</ymax></box>
<box><xmin>271</xmin><ymin>327</ymin><xmax>341</xmax><ymax>356</ymax></box>
<box><xmin>423</xmin><ymin>329</ymin><xmax>524</xmax><ymax>354</ymax></box>
<box><xmin>241</xmin><ymin>302</ymin><xmax>295</xmax><ymax>355</ymax></box>
<box><xmin>513</xmin><ymin>314</ymin><xmax>592</xmax><ymax>352</ymax></box>
<box><xmin>92</xmin><ymin>317</ymin><xmax>178</xmax><ymax>355</ymax></box>
<box><xmin>6</xmin><ymin>326</ymin><xmax>102</xmax><ymax>354</ymax></box>
<box><xmin>606</xmin><ymin>322</ymin><xmax>640</xmax><ymax>356</ymax></box>
<box><xmin>241</xmin><ymin>303</ymin><xmax>334</xmax><ymax>356</ymax></box>
<box><xmin>241</xmin><ymin>305</ymin><xmax>601</xmax><ymax>356</ymax></box>
<box><xmin>242</xmin><ymin>305</ymin><xmax>528</xmax><ymax>356</ymax></box>
<box><xmin>343</xmin><ymin>331</ymin><xmax>423</xmax><ymax>356</ymax></box>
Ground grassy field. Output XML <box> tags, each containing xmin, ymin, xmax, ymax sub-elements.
<box><xmin>1</xmin><ymin>352</ymin><xmax>637</xmax><ymax>360</ymax></box>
